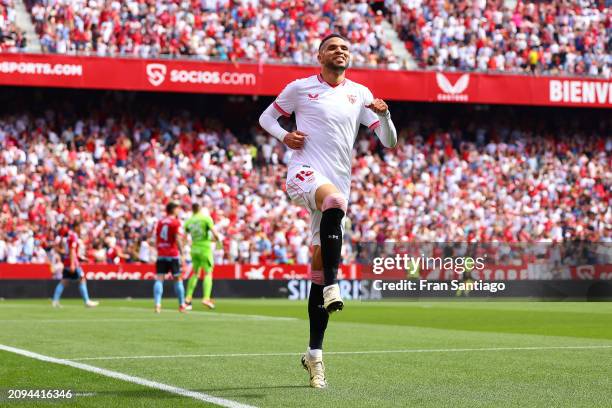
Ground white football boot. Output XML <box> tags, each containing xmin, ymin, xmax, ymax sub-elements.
<box><xmin>85</xmin><ymin>300</ymin><xmax>99</xmax><ymax>308</ymax></box>
<box><xmin>301</xmin><ymin>353</ymin><xmax>327</xmax><ymax>388</ymax></box>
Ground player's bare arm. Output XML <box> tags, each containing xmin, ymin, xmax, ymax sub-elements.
<box><xmin>178</xmin><ymin>235</ymin><xmax>185</xmax><ymax>265</ymax></box>
<box><xmin>69</xmin><ymin>246</ymin><xmax>77</xmax><ymax>272</ymax></box>
<box><xmin>210</xmin><ymin>226</ymin><xmax>221</xmax><ymax>242</ymax></box>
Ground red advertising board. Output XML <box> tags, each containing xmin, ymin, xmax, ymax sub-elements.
<box><xmin>1</xmin><ymin>53</ymin><xmax>610</xmax><ymax>108</ymax></box>
<box><xmin>570</xmin><ymin>265</ymin><xmax>612</xmax><ymax>280</ymax></box>
<box><xmin>230</xmin><ymin>264</ymin><xmax>358</xmax><ymax>280</ymax></box>
<box><xmin>0</xmin><ymin>263</ymin><xmax>358</xmax><ymax>280</ymax></box>
<box><xmin>0</xmin><ymin>263</ymin><xmax>51</xmax><ymax>279</ymax></box>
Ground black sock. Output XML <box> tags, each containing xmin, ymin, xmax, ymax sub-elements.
<box><xmin>320</xmin><ymin>208</ymin><xmax>344</xmax><ymax>286</ymax></box>
<box><xmin>308</xmin><ymin>283</ymin><xmax>329</xmax><ymax>349</ymax></box>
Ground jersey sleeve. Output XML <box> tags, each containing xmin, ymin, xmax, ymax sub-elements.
<box><xmin>359</xmin><ymin>87</ymin><xmax>381</xmax><ymax>131</ymax></box>
<box><xmin>273</xmin><ymin>80</ymin><xmax>299</xmax><ymax>117</ymax></box>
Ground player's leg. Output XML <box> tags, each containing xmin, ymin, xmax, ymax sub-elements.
<box><xmin>154</xmin><ymin>260</ymin><xmax>165</xmax><ymax>313</ymax></box>
<box><xmin>302</xmin><ymin>244</ymin><xmax>328</xmax><ymax>388</ymax></box>
<box><xmin>185</xmin><ymin>275</ymin><xmax>198</xmax><ymax>304</ymax></box>
<box><xmin>77</xmin><ymin>268</ymin><xmax>99</xmax><ymax>307</ymax></box>
<box><xmin>174</xmin><ymin>277</ymin><xmax>186</xmax><ymax>311</ymax></box>
<box><xmin>315</xmin><ymin>183</ymin><xmax>347</xmax><ymax>312</ymax></box>
<box><xmin>171</xmin><ymin>259</ymin><xmax>187</xmax><ymax>312</ymax></box>
<box><xmin>201</xmin><ymin>249</ymin><xmax>215</xmax><ymax>309</ymax></box>
<box><xmin>309</xmin><ymin>246</ymin><xmax>328</xmax><ymax>350</ymax></box>
<box><xmin>286</xmin><ymin>166</ymin><xmax>335</xmax><ymax>387</ymax></box>
<box><xmin>52</xmin><ymin>274</ymin><xmax>68</xmax><ymax>308</ymax></box>
<box><xmin>184</xmin><ymin>267</ymin><xmax>198</xmax><ymax>310</ymax></box>
<box><xmin>185</xmin><ymin>251</ymin><xmax>202</xmax><ymax>306</ymax></box>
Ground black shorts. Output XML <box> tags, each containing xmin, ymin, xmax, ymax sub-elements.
<box><xmin>62</xmin><ymin>267</ymin><xmax>84</xmax><ymax>280</ymax></box>
<box><xmin>156</xmin><ymin>259</ymin><xmax>181</xmax><ymax>277</ymax></box>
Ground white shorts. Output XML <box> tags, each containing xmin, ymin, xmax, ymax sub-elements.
<box><xmin>286</xmin><ymin>164</ymin><xmax>345</xmax><ymax>246</ymax></box>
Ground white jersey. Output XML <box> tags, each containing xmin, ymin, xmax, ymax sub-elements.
<box><xmin>273</xmin><ymin>74</ymin><xmax>380</xmax><ymax>197</ymax></box>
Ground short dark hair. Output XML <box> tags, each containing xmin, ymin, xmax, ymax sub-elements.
<box><xmin>319</xmin><ymin>33</ymin><xmax>349</xmax><ymax>51</ymax></box>
<box><xmin>166</xmin><ymin>201</ymin><xmax>179</xmax><ymax>214</ymax></box>
<box><xmin>192</xmin><ymin>203</ymin><xmax>200</xmax><ymax>213</ymax></box>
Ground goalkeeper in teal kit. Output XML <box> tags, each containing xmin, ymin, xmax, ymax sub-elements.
<box><xmin>184</xmin><ymin>202</ymin><xmax>220</xmax><ymax>310</ymax></box>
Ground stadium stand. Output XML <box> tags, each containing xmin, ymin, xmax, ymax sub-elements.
<box><xmin>392</xmin><ymin>0</ymin><xmax>611</xmax><ymax>76</ymax></box>
<box><xmin>0</xmin><ymin>89</ymin><xmax>609</xmax><ymax>267</ymax></box>
<box><xmin>23</xmin><ymin>0</ymin><xmax>396</xmax><ymax>67</ymax></box>
<box><xmin>0</xmin><ymin>0</ymin><xmax>27</xmax><ymax>51</ymax></box>
<box><xmin>3</xmin><ymin>0</ymin><xmax>608</xmax><ymax>77</ymax></box>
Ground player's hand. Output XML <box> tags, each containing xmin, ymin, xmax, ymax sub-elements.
<box><xmin>283</xmin><ymin>131</ymin><xmax>307</xmax><ymax>150</ymax></box>
<box><xmin>366</xmin><ymin>98</ymin><xmax>388</xmax><ymax>115</ymax></box>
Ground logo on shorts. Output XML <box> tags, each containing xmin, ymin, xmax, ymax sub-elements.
<box><xmin>328</xmin><ymin>234</ymin><xmax>339</xmax><ymax>239</ymax></box>
<box><xmin>347</xmin><ymin>94</ymin><xmax>357</xmax><ymax>104</ymax></box>
<box><xmin>146</xmin><ymin>63</ymin><xmax>167</xmax><ymax>87</ymax></box>
<box><xmin>308</xmin><ymin>93</ymin><xmax>319</xmax><ymax>100</ymax></box>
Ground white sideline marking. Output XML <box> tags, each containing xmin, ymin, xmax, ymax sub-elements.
<box><xmin>69</xmin><ymin>344</ymin><xmax>612</xmax><ymax>361</ymax></box>
<box><xmin>0</xmin><ymin>344</ymin><xmax>256</xmax><ymax>408</ymax></box>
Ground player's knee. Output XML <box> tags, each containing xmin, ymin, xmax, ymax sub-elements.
<box><xmin>311</xmin><ymin>270</ymin><xmax>324</xmax><ymax>286</ymax></box>
<box><xmin>321</xmin><ymin>193</ymin><xmax>347</xmax><ymax>213</ymax></box>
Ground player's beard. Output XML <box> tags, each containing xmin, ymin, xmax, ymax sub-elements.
<box><xmin>325</xmin><ymin>56</ymin><xmax>349</xmax><ymax>73</ymax></box>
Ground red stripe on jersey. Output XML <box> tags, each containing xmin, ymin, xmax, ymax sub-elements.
<box><xmin>369</xmin><ymin>120</ymin><xmax>381</xmax><ymax>130</ymax></box>
<box><xmin>273</xmin><ymin>102</ymin><xmax>290</xmax><ymax>117</ymax></box>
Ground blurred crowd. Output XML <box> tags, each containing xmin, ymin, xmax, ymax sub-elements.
<box><xmin>25</xmin><ymin>0</ymin><xmax>396</xmax><ymax>67</ymax></box>
<box><xmin>0</xmin><ymin>0</ymin><xmax>26</xmax><ymax>51</ymax></box>
<box><xmin>393</xmin><ymin>0</ymin><xmax>611</xmax><ymax>76</ymax></box>
<box><xmin>3</xmin><ymin>0</ymin><xmax>609</xmax><ymax>77</ymax></box>
<box><xmin>0</xmin><ymin>93</ymin><xmax>610</xmax><ymax>266</ymax></box>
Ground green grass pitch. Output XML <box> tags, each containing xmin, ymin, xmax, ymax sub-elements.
<box><xmin>1</xmin><ymin>299</ymin><xmax>611</xmax><ymax>407</ymax></box>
